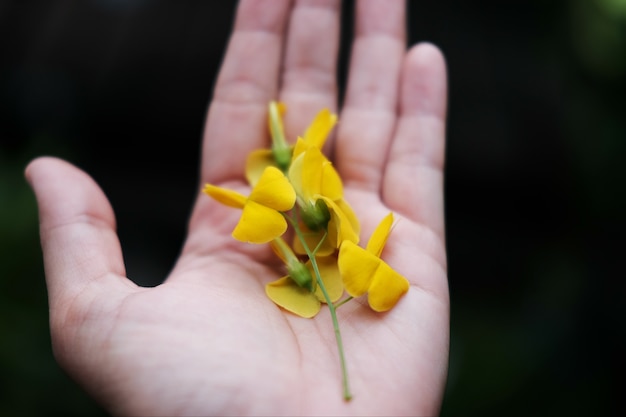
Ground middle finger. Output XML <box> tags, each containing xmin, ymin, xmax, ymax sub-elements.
<box><xmin>278</xmin><ymin>0</ymin><xmax>342</xmax><ymax>142</ymax></box>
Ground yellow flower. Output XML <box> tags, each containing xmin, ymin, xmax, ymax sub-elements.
<box><xmin>337</xmin><ymin>213</ymin><xmax>409</xmax><ymax>312</ymax></box>
<box><xmin>291</xmin><ymin>107</ymin><xmax>337</xmax><ymax>160</ymax></box>
<box><xmin>265</xmin><ymin>254</ymin><xmax>344</xmax><ymax>318</ymax></box>
<box><xmin>246</xmin><ymin>103</ymin><xmax>338</xmax><ymax>186</ymax></box>
<box><xmin>288</xmin><ymin>143</ymin><xmax>360</xmax><ymax>250</ymax></box>
<box><xmin>203</xmin><ymin>166</ymin><xmax>296</xmax><ymax>244</ymax></box>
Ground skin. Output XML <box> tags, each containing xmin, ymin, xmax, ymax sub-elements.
<box><xmin>25</xmin><ymin>0</ymin><xmax>449</xmax><ymax>415</ymax></box>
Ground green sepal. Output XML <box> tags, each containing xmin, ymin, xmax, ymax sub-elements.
<box><xmin>288</xmin><ymin>261</ymin><xmax>314</xmax><ymax>292</ymax></box>
<box><xmin>300</xmin><ymin>199</ymin><xmax>331</xmax><ymax>231</ymax></box>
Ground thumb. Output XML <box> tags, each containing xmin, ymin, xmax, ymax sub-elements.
<box><xmin>25</xmin><ymin>157</ymin><xmax>132</xmax><ymax>307</ymax></box>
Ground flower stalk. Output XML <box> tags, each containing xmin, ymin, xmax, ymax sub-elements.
<box><xmin>288</xmin><ymin>214</ymin><xmax>352</xmax><ymax>400</ymax></box>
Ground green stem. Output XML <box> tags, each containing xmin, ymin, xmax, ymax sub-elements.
<box><xmin>286</xmin><ymin>215</ymin><xmax>352</xmax><ymax>401</ymax></box>
<box><xmin>310</xmin><ymin>254</ymin><xmax>352</xmax><ymax>400</ymax></box>
<box><xmin>334</xmin><ymin>296</ymin><xmax>354</xmax><ymax>309</ymax></box>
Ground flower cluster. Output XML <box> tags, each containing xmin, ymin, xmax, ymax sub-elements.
<box><xmin>203</xmin><ymin>101</ymin><xmax>410</xmax><ymax>399</ymax></box>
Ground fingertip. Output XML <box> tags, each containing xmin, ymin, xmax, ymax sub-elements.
<box><xmin>409</xmin><ymin>42</ymin><xmax>447</xmax><ymax>65</ymax></box>
<box><xmin>402</xmin><ymin>42</ymin><xmax>448</xmax><ymax>119</ymax></box>
<box><xmin>24</xmin><ymin>155</ymin><xmax>54</xmax><ymax>186</ymax></box>
<box><xmin>25</xmin><ymin>155</ymin><xmax>75</xmax><ymax>184</ymax></box>
<box><xmin>27</xmin><ymin>156</ymin><xmax>130</xmax><ymax>303</ymax></box>
<box><xmin>25</xmin><ymin>156</ymin><xmax>117</xmax><ymax>230</ymax></box>
<box><xmin>383</xmin><ymin>43</ymin><xmax>448</xmax><ymax>237</ymax></box>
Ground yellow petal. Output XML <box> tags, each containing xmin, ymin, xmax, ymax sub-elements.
<box><xmin>249</xmin><ymin>166</ymin><xmax>296</xmax><ymax>212</ymax></box>
<box><xmin>303</xmin><ymin>108</ymin><xmax>337</xmax><ymax>150</ymax></box>
<box><xmin>292</xmin><ymin>137</ymin><xmax>309</xmax><ymax>160</ymax></box>
<box><xmin>265</xmin><ymin>276</ymin><xmax>321</xmax><ymax>318</ymax></box>
<box><xmin>293</xmin><ymin>146</ymin><xmax>343</xmax><ymax>202</ymax></box>
<box><xmin>366</xmin><ymin>212</ymin><xmax>394</xmax><ymax>257</ymax></box>
<box><xmin>203</xmin><ymin>184</ymin><xmax>246</xmax><ymax>209</ymax></box>
<box><xmin>287</xmin><ymin>152</ymin><xmax>305</xmax><ymax>198</ymax></box>
<box><xmin>245</xmin><ymin>149</ymin><xmax>276</xmax><ymax>187</ymax></box>
<box><xmin>367</xmin><ymin>262</ymin><xmax>409</xmax><ymax>312</ymax></box>
<box><xmin>320</xmin><ymin>159</ymin><xmax>343</xmax><ymax>201</ymax></box>
<box><xmin>292</xmin><ymin>227</ymin><xmax>336</xmax><ymax>257</ymax></box>
<box><xmin>232</xmin><ymin>200</ymin><xmax>287</xmax><ymax>243</ymax></box>
<box><xmin>267</xmin><ymin>101</ymin><xmax>287</xmax><ymax>137</ymax></box>
<box><xmin>301</xmin><ymin>147</ymin><xmax>325</xmax><ymax>198</ymax></box>
<box><xmin>298</xmin><ymin>146</ymin><xmax>342</xmax><ymax>201</ymax></box>
<box><xmin>335</xmin><ymin>198</ymin><xmax>360</xmax><ymax>239</ymax></box>
<box><xmin>322</xmin><ymin>197</ymin><xmax>360</xmax><ymax>248</ymax></box>
<box><xmin>337</xmin><ymin>240</ymin><xmax>379</xmax><ymax>297</ymax></box>
<box><xmin>311</xmin><ymin>255</ymin><xmax>344</xmax><ymax>303</ymax></box>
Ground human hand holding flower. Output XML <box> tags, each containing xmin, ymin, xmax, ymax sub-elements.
<box><xmin>26</xmin><ymin>0</ymin><xmax>449</xmax><ymax>415</ymax></box>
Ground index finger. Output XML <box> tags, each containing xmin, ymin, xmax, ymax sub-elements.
<box><xmin>201</xmin><ymin>0</ymin><xmax>293</xmax><ymax>185</ymax></box>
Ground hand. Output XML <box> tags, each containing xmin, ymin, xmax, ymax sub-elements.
<box><xmin>26</xmin><ymin>0</ymin><xmax>449</xmax><ymax>415</ymax></box>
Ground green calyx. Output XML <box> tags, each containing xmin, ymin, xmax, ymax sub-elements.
<box><xmin>300</xmin><ymin>199</ymin><xmax>331</xmax><ymax>231</ymax></box>
<box><xmin>287</xmin><ymin>261</ymin><xmax>314</xmax><ymax>292</ymax></box>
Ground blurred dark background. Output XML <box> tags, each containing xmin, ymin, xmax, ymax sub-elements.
<box><xmin>1</xmin><ymin>0</ymin><xmax>624</xmax><ymax>415</ymax></box>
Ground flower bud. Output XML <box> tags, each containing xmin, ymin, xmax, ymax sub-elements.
<box><xmin>271</xmin><ymin>237</ymin><xmax>315</xmax><ymax>292</ymax></box>
<box><xmin>288</xmin><ymin>261</ymin><xmax>314</xmax><ymax>292</ymax></box>
<box><xmin>268</xmin><ymin>101</ymin><xmax>291</xmax><ymax>170</ymax></box>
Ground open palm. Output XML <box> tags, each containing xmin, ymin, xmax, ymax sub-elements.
<box><xmin>26</xmin><ymin>1</ymin><xmax>449</xmax><ymax>415</ymax></box>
